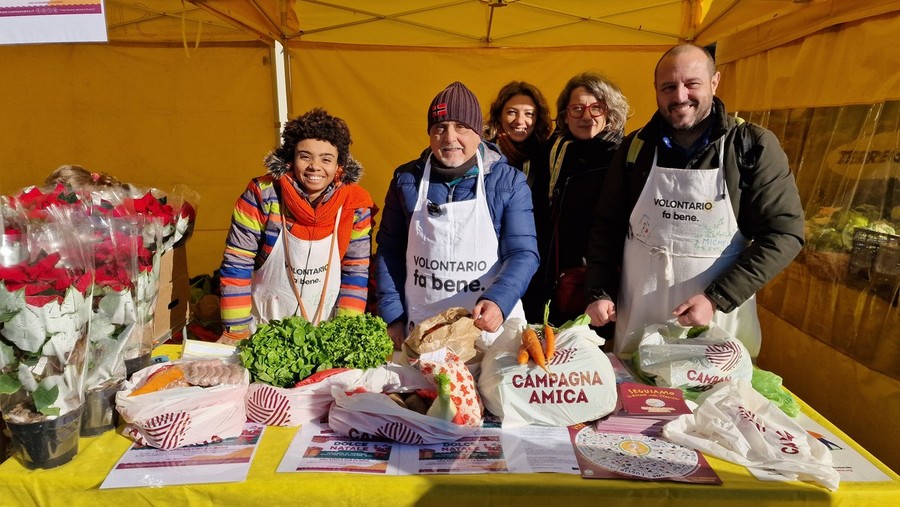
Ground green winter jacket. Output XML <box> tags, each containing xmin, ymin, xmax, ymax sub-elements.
<box><xmin>584</xmin><ymin>97</ymin><xmax>804</xmax><ymax>313</ymax></box>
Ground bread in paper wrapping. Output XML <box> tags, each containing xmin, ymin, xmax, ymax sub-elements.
<box><xmin>401</xmin><ymin>307</ymin><xmax>482</xmax><ymax>364</ymax></box>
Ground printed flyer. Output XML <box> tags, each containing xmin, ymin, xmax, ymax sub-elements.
<box><xmin>0</xmin><ymin>0</ymin><xmax>107</xmax><ymax>44</ymax></box>
<box><xmin>618</xmin><ymin>382</ymin><xmax>691</xmax><ymax>417</ymax></box>
<box><xmin>100</xmin><ymin>422</ymin><xmax>264</xmax><ymax>489</ymax></box>
<box><xmin>278</xmin><ymin>422</ymin><xmax>403</xmax><ymax>475</ymax></box>
<box><xmin>570</xmin><ymin>423</ymin><xmax>722</xmax><ymax>484</ymax></box>
<box><xmin>500</xmin><ymin>424</ymin><xmax>581</xmax><ymax>474</ymax></box>
<box><xmin>280</xmin><ymin>421</ymin><xmax>581</xmax><ymax>476</ymax></box>
<box><xmin>402</xmin><ymin>434</ymin><xmax>508</xmax><ymax>474</ymax></box>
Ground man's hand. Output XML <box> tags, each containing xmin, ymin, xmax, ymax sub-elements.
<box><xmin>472</xmin><ymin>299</ymin><xmax>503</xmax><ymax>333</ymax></box>
<box><xmin>586</xmin><ymin>299</ymin><xmax>617</xmax><ymax>327</ymax></box>
<box><xmin>672</xmin><ymin>293</ymin><xmax>716</xmax><ymax>327</ymax></box>
<box><xmin>387</xmin><ymin>321</ymin><xmax>406</xmax><ymax>350</ymax></box>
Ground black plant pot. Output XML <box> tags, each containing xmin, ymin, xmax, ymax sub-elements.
<box><xmin>0</xmin><ymin>418</ymin><xmax>11</xmax><ymax>462</ymax></box>
<box><xmin>6</xmin><ymin>405</ymin><xmax>83</xmax><ymax>469</ymax></box>
<box><xmin>81</xmin><ymin>380</ymin><xmax>125</xmax><ymax>437</ymax></box>
<box><xmin>124</xmin><ymin>352</ymin><xmax>152</xmax><ymax>380</ymax></box>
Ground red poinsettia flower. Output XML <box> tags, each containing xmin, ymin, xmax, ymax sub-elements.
<box><xmin>179</xmin><ymin>201</ymin><xmax>196</xmax><ymax>222</ymax></box>
<box><xmin>0</xmin><ymin>251</ymin><xmax>92</xmax><ymax>305</ymax></box>
<box><xmin>0</xmin><ymin>264</ymin><xmax>27</xmax><ymax>285</ymax></box>
<box><xmin>130</xmin><ymin>192</ymin><xmax>175</xmax><ymax>227</ymax></box>
<box><xmin>10</xmin><ymin>184</ymin><xmax>82</xmax><ymax>219</ymax></box>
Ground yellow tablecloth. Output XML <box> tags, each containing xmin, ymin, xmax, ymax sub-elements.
<box><xmin>1</xmin><ymin>346</ymin><xmax>898</xmax><ymax>507</ymax></box>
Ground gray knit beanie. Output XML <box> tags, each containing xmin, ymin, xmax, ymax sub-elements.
<box><xmin>427</xmin><ymin>81</ymin><xmax>483</xmax><ymax>136</ymax></box>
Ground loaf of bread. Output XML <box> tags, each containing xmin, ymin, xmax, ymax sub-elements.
<box><xmin>181</xmin><ymin>360</ymin><xmax>245</xmax><ymax>387</ymax></box>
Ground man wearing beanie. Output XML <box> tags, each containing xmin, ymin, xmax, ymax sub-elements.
<box><xmin>375</xmin><ymin>81</ymin><xmax>539</xmax><ymax>348</ymax></box>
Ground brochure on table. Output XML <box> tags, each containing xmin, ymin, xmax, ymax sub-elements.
<box><xmin>277</xmin><ymin>421</ymin><xmax>581</xmax><ymax>475</ymax></box>
<box><xmin>571</xmin><ymin>421</ymin><xmax>722</xmax><ymax>484</ymax></box>
<box><xmin>100</xmin><ymin>422</ymin><xmax>265</xmax><ymax>489</ymax></box>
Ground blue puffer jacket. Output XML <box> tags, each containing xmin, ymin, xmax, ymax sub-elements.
<box><xmin>375</xmin><ymin>142</ymin><xmax>540</xmax><ymax>326</ymax></box>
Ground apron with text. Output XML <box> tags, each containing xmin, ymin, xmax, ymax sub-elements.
<box><xmin>250</xmin><ymin>207</ymin><xmax>342</xmax><ymax>329</ymax></box>
<box><xmin>615</xmin><ymin>141</ymin><xmax>762</xmax><ymax>357</ymax></box>
<box><xmin>404</xmin><ymin>151</ymin><xmax>525</xmax><ymax>344</ymax></box>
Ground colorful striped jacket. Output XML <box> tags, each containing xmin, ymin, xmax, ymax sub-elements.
<box><xmin>219</xmin><ymin>157</ymin><xmax>374</xmax><ymax>337</ymax></box>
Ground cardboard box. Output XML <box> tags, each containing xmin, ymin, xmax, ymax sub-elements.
<box><xmin>152</xmin><ymin>245</ymin><xmax>190</xmax><ymax>345</ymax></box>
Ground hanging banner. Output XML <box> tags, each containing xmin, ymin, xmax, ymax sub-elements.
<box><xmin>0</xmin><ymin>0</ymin><xmax>107</xmax><ymax>44</ymax></box>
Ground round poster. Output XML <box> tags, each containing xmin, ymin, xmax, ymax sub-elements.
<box><xmin>574</xmin><ymin>427</ymin><xmax>699</xmax><ymax>479</ymax></box>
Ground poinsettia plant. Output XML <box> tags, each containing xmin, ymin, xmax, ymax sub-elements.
<box><xmin>0</xmin><ymin>178</ymin><xmax>199</xmax><ymax>420</ymax></box>
<box><xmin>0</xmin><ymin>201</ymin><xmax>94</xmax><ymax>423</ymax></box>
<box><xmin>122</xmin><ymin>184</ymin><xmax>197</xmax><ymax>254</ymax></box>
<box><xmin>81</xmin><ymin>211</ymin><xmax>142</xmax><ymax>391</ymax></box>
<box><xmin>6</xmin><ymin>184</ymin><xmax>141</xmax><ymax>392</ymax></box>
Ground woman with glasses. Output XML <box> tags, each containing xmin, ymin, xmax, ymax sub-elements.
<box><xmin>523</xmin><ymin>72</ymin><xmax>630</xmax><ymax>329</ymax></box>
<box><xmin>483</xmin><ymin>81</ymin><xmax>553</xmax><ymax>177</ymax></box>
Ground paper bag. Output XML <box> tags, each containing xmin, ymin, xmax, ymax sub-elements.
<box><xmin>402</xmin><ymin>307</ymin><xmax>481</xmax><ymax>363</ymax></box>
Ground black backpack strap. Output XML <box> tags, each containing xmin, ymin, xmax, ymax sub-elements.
<box><xmin>733</xmin><ymin>118</ymin><xmax>759</xmax><ymax>189</ymax></box>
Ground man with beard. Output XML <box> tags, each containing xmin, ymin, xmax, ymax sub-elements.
<box><xmin>583</xmin><ymin>44</ymin><xmax>803</xmax><ymax>358</ymax></box>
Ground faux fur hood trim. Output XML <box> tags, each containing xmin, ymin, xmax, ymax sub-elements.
<box><xmin>264</xmin><ymin>151</ymin><xmax>364</xmax><ymax>184</ymax></box>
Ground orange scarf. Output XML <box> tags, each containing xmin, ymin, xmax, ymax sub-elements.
<box><xmin>278</xmin><ymin>174</ymin><xmax>374</xmax><ymax>257</ymax></box>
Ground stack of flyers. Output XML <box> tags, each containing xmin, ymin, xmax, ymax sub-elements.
<box><xmin>617</xmin><ymin>382</ymin><xmax>692</xmax><ymax>417</ymax></box>
<box><xmin>593</xmin><ymin>415</ymin><xmax>671</xmax><ymax>437</ymax></box>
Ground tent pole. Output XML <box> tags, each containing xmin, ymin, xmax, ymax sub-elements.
<box><xmin>271</xmin><ymin>41</ymin><xmax>290</xmax><ymax>137</ymax></box>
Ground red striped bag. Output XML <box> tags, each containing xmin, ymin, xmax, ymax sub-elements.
<box><xmin>115</xmin><ymin>360</ymin><xmax>249</xmax><ymax>449</ymax></box>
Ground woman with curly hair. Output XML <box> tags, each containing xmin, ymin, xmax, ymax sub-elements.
<box><xmin>218</xmin><ymin>108</ymin><xmax>375</xmax><ymax>342</ymax></box>
<box><xmin>483</xmin><ymin>81</ymin><xmax>553</xmax><ymax>176</ymax></box>
<box><xmin>524</xmin><ymin>72</ymin><xmax>630</xmax><ymax>329</ymax></box>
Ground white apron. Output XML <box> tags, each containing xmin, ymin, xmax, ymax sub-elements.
<box><xmin>250</xmin><ymin>207</ymin><xmax>343</xmax><ymax>328</ymax></box>
<box><xmin>404</xmin><ymin>151</ymin><xmax>525</xmax><ymax>345</ymax></box>
<box><xmin>615</xmin><ymin>141</ymin><xmax>762</xmax><ymax>357</ymax></box>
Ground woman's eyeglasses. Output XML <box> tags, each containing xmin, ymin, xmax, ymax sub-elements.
<box><xmin>566</xmin><ymin>102</ymin><xmax>607</xmax><ymax>118</ymax></box>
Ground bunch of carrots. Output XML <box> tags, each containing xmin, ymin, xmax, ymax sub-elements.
<box><xmin>517</xmin><ymin>301</ymin><xmax>555</xmax><ymax>373</ymax></box>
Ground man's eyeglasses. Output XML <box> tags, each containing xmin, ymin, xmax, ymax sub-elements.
<box><xmin>566</xmin><ymin>102</ymin><xmax>607</xmax><ymax>119</ymax></box>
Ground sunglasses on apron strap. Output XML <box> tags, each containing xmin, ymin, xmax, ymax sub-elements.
<box><xmin>427</xmin><ymin>200</ymin><xmax>443</xmax><ymax>217</ymax></box>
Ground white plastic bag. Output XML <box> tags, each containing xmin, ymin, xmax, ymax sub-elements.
<box><xmin>478</xmin><ymin>320</ymin><xmax>617</xmax><ymax>428</ymax></box>
<box><xmin>116</xmin><ymin>360</ymin><xmax>249</xmax><ymax>449</ymax></box>
<box><xmin>327</xmin><ymin>351</ymin><xmax>480</xmax><ymax>444</ymax></box>
<box><xmin>638</xmin><ymin>321</ymin><xmax>752</xmax><ymax>390</ymax></box>
<box><xmin>327</xmin><ymin>385</ymin><xmax>479</xmax><ymax>444</ymax></box>
<box><xmin>246</xmin><ymin>364</ymin><xmax>429</xmax><ymax>427</ymax></box>
<box><xmin>663</xmin><ymin>380</ymin><xmax>840</xmax><ymax>491</ymax></box>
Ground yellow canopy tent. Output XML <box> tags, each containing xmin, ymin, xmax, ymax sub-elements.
<box><xmin>0</xmin><ymin>0</ymin><xmax>898</xmax><ymax>471</ymax></box>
